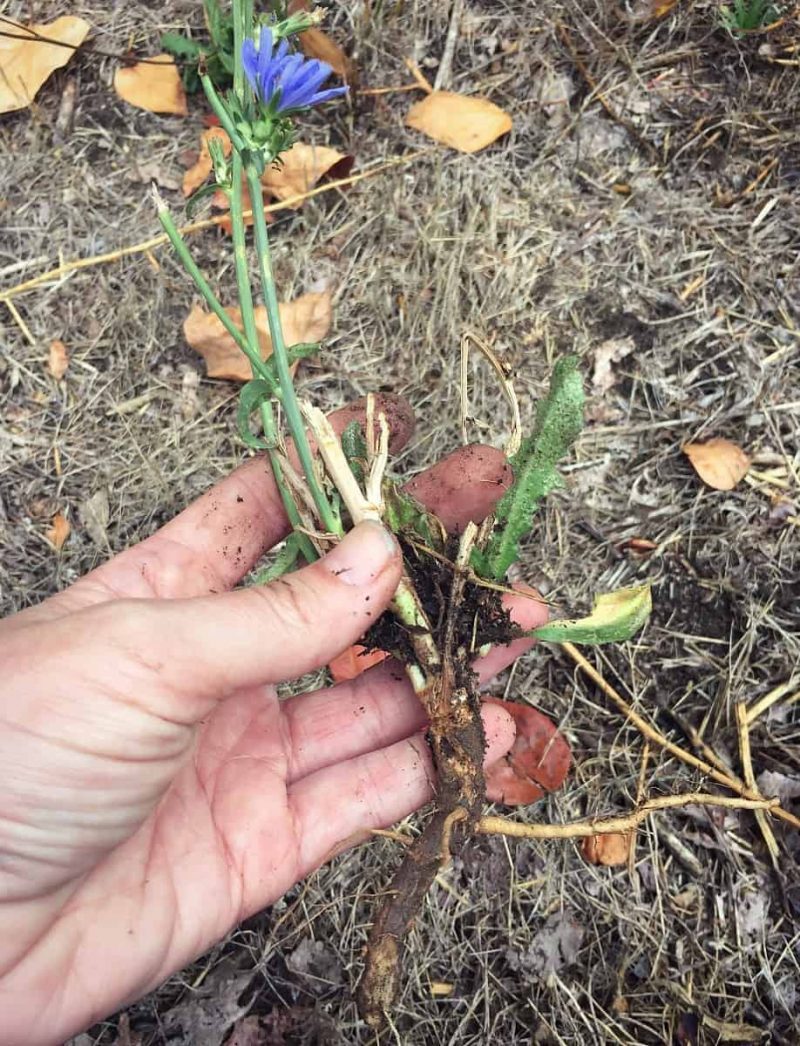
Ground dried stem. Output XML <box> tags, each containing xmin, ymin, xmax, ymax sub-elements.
<box><xmin>478</xmin><ymin>793</ymin><xmax>779</xmax><ymax>840</ymax></box>
<box><xmin>561</xmin><ymin>642</ymin><xmax>800</xmax><ymax>832</ymax></box>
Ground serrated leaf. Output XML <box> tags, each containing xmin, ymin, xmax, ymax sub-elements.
<box><xmin>160</xmin><ymin>32</ymin><xmax>202</xmax><ymax>59</ymax></box>
<box><xmin>473</xmin><ymin>356</ymin><xmax>584</xmax><ymax>580</ymax></box>
<box><xmin>531</xmin><ymin>584</ymin><xmax>652</xmax><ymax>645</ymax></box>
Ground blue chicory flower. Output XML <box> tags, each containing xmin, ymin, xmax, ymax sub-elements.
<box><xmin>242</xmin><ymin>26</ymin><xmax>348</xmax><ymax>114</ymax></box>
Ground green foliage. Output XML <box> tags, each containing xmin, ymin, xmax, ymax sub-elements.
<box><xmin>236</xmin><ymin>343</ymin><xmax>319</xmax><ymax>448</ymax></box>
<box><xmin>532</xmin><ymin>584</ymin><xmax>652</xmax><ymax>645</ymax></box>
<box><xmin>341</xmin><ymin>421</ymin><xmax>368</xmax><ymax>486</ymax></box>
<box><xmin>719</xmin><ymin>0</ymin><xmax>780</xmax><ymax>34</ymax></box>
<box><xmin>383</xmin><ymin>483</ymin><xmax>446</xmax><ymax>552</ymax></box>
<box><xmin>162</xmin><ymin>0</ymin><xmax>236</xmax><ymax>93</ymax></box>
<box><xmin>250</xmin><ymin>532</ymin><xmax>303</xmax><ymax>585</ymax></box>
<box><xmin>472</xmin><ymin>356</ymin><xmax>584</xmax><ymax>581</ymax></box>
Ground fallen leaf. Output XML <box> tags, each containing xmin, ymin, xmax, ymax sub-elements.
<box><xmin>133</xmin><ymin>158</ymin><xmax>181</xmax><ymax>191</ymax></box>
<box><xmin>184</xmin><ymin>292</ymin><xmax>332</xmax><ymax>381</ymax></box>
<box><xmin>484</xmin><ymin>699</ymin><xmax>571</xmax><ymax>806</ymax></box>
<box><xmin>507</xmin><ymin>913</ymin><xmax>584</xmax><ymax>982</ymax></box>
<box><xmin>113</xmin><ymin>54</ymin><xmax>187</xmax><ymax>116</ymax></box>
<box><xmin>298</xmin><ymin>26</ymin><xmax>353</xmax><ymax>81</ymax></box>
<box><xmin>591</xmin><ymin>336</ymin><xmax>635</xmax><ymax>395</ymax></box>
<box><xmin>581</xmin><ymin>832</ymin><xmax>632</xmax><ymax>866</ymax></box>
<box><xmin>79</xmin><ymin>489</ymin><xmax>110</xmax><ymax>547</ymax></box>
<box><xmin>533</xmin><ymin>584</ymin><xmax>652</xmax><ymax>645</ymax></box>
<box><xmin>329</xmin><ymin>644</ymin><xmax>390</xmax><ymax>683</ymax></box>
<box><xmin>683</xmin><ymin>438</ymin><xmax>750</xmax><ymax>491</ymax></box>
<box><xmin>406</xmin><ymin>91</ymin><xmax>512</xmax><ymax>153</ymax></box>
<box><xmin>0</xmin><ymin>16</ymin><xmax>90</xmax><ymax>114</ymax></box>
<box><xmin>183</xmin><ymin>127</ymin><xmax>232</xmax><ymax>197</ymax></box>
<box><xmin>702</xmin><ymin>1016</ymin><xmax>767</xmax><ymax>1043</ymax></box>
<box><xmin>262</xmin><ymin>141</ymin><xmax>353</xmax><ymax>207</ymax></box>
<box><xmin>47</xmin><ymin>338</ymin><xmax>69</xmax><ymax>380</ymax></box>
<box><xmin>46</xmin><ymin>512</ymin><xmax>70</xmax><ymax>550</ymax></box>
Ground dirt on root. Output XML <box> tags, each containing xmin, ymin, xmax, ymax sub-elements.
<box><xmin>2</xmin><ymin>0</ymin><xmax>799</xmax><ymax>1043</ymax></box>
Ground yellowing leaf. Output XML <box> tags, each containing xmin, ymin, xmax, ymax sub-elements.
<box><xmin>0</xmin><ymin>16</ymin><xmax>90</xmax><ymax>114</ymax></box>
<box><xmin>429</xmin><ymin>982</ymin><xmax>454</xmax><ymax>998</ymax></box>
<box><xmin>262</xmin><ymin>141</ymin><xmax>353</xmax><ymax>208</ymax></box>
<box><xmin>47</xmin><ymin>338</ymin><xmax>69</xmax><ymax>380</ymax></box>
<box><xmin>113</xmin><ymin>55</ymin><xmax>187</xmax><ymax>116</ymax></box>
<box><xmin>184</xmin><ymin>292</ymin><xmax>332</xmax><ymax>381</ymax></box>
<box><xmin>582</xmin><ymin>833</ymin><xmax>632</xmax><ymax>866</ymax></box>
<box><xmin>406</xmin><ymin>91</ymin><xmax>512</xmax><ymax>153</ymax></box>
<box><xmin>298</xmin><ymin>26</ymin><xmax>354</xmax><ymax>81</ymax></box>
<box><xmin>532</xmin><ymin>584</ymin><xmax>652</xmax><ymax>645</ymax></box>
<box><xmin>46</xmin><ymin>512</ymin><xmax>70</xmax><ymax>551</ymax></box>
<box><xmin>683</xmin><ymin>438</ymin><xmax>750</xmax><ymax>491</ymax></box>
<box><xmin>183</xmin><ymin>127</ymin><xmax>231</xmax><ymax>197</ymax></box>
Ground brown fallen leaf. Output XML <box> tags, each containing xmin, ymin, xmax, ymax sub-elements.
<box><xmin>262</xmin><ymin>141</ymin><xmax>353</xmax><ymax>208</ymax></box>
<box><xmin>329</xmin><ymin>644</ymin><xmax>390</xmax><ymax>683</ymax></box>
<box><xmin>299</xmin><ymin>26</ymin><xmax>354</xmax><ymax>81</ymax></box>
<box><xmin>113</xmin><ymin>54</ymin><xmax>188</xmax><ymax>116</ymax></box>
<box><xmin>46</xmin><ymin>512</ymin><xmax>70</xmax><ymax>551</ymax></box>
<box><xmin>683</xmin><ymin>438</ymin><xmax>750</xmax><ymax>491</ymax></box>
<box><xmin>582</xmin><ymin>832</ymin><xmax>632</xmax><ymax>866</ymax></box>
<box><xmin>406</xmin><ymin>91</ymin><xmax>512</xmax><ymax>153</ymax></box>
<box><xmin>183</xmin><ymin>127</ymin><xmax>232</xmax><ymax>197</ymax></box>
<box><xmin>184</xmin><ymin>292</ymin><xmax>332</xmax><ymax>381</ymax></box>
<box><xmin>47</xmin><ymin>338</ymin><xmax>69</xmax><ymax>380</ymax></box>
<box><xmin>0</xmin><ymin>16</ymin><xmax>90</xmax><ymax>114</ymax></box>
<box><xmin>484</xmin><ymin>699</ymin><xmax>571</xmax><ymax>806</ymax></box>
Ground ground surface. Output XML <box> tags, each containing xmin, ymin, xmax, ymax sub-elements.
<box><xmin>1</xmin><ymin>0</ymin><xmax>799</xmax><ymax>1043</ymax></box>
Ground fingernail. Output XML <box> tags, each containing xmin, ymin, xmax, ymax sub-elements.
<box><xmin>324</xmin><ymin>521</ymin><xmax>398</xmax><ymax>586</ymax></box>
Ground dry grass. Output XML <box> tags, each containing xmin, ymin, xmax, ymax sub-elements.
<box><xmin>2</xmin><ymin>0</ymin><xmax>799</xmax><ymax>1042</ymax></box>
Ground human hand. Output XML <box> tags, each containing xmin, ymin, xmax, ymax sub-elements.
<box><xmin>0</xmin><ymin>397</ymin><xmax>547</xmax><ymax>1045</ymax></box>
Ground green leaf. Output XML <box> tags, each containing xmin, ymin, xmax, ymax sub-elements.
<box><xmin>473</xmin><ymin>356</ymin><xmax>584</xmax><ymax>581</ymax></box>
<box><xmin>250</xmin><ymin>533</ymin><xmax>302</xmax><ymax>585</ymax></box>
<box><xmin>237</xmin><ymin>379</ymin><xmax>275</xmax><ymax>449</ymax></box>
<box><xmin>341</xmin><ymin>420</ymin><xmax>367</xmax><ymax>486</ymax></box>
<box><xmin>383</xmin><ymin>482</ymin><xmax>446</xmax><ymax>551</ymax></box>
<box><xmin>531</xmin><ymin>584</ymin><xmax>652</xmax><ymax>645</ymax></box>
<box><xmin>185</xmin><ymin>182</ymin><xmax>224</xmax><ymax>218</ymax></box>
<box><xmin>160</xmin><ymin>32</ymin><xmax>202</xmax><ymax>59</ymax></box>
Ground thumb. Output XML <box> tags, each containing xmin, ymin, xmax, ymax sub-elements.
<box><xmin>45</xmin><ymin>522</ymin><xmax>402</xmax><ymax>723</ymax></box>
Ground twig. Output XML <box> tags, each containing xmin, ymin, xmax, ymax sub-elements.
<box><xmin>433</xmin><ymin>0</ymin><xmax>464</xmax><ymax>92</ymax></box>
<box><xmin>735</xmin><ymin>702</ymin><xmax>786</xmax><ymax>904</ymax></box>
<box><xmin>403</xmin><ymin>57</ymin><xmax>434</xmax><ymax>94</ymax></box>
<box><xmin>460</xmin><ymin>331</ymin><xmax>522</xmax><ymax>457</ymax></box>
<box><xmin>478</xmin><ymin>794</ymin><xmax>779</xmax><ymax>840</ymax></box>
<box><xmin>746</xmin><ymin>677</ymin><xmax>799</xmax><ymax>725</ymax></box>
<box><xmin>1</xmin><ymin>153</ymin><xmax>427</xmax><ymax>302</ymax></box>
<box><xmin>560</xmin><ymin>642</ymin><xmax>800</xmax><ymax>832</ymax></box>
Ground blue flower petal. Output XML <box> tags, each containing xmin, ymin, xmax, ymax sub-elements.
<box><xmin>257</xmin><ymin>26</ymin><xmax>274</xmax><ymax>88</ymax></box>
<box><xmin>241</xmin><ymin>38</ymin><xmax>259</xmax><ymax>94</ymax></box>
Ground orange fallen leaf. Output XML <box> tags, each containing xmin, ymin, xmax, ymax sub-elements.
<box><xmin>329</xmin><ymin>644</ymin><xmax>390</xmax><ymax>683</ymax></box>
<box><xmin>182</xmin><ymin>127</ymin><xmax>232</xmax><ymax>197</ymax></box>
<box><xmin>184</xmin><ymin>292</ymin><xmax>332</xmax><ymax>381</ymax></box>
<box><xmin>262</xmin><ymin>142</ymin><xmax>353</xmax><ymax>208</ymax></box>
<box><xmin>113</xmin><ymin>54</ymin><xmax>187</xmax><ymax>116</ymax></box>
<box><xmin>47</xmin><ymin>339</ymin><xmax>69</xmax><ymax>380</ymax></box>
<box><xmin>46</xmin><ymin>512</ymin><xmax>70</xmax><ymax>551</ymax></box>
<box><xmin>406</xmin><ymin>91</ymin><xmax>512</xmax><ymax>153</ymax></box>
<box><xmin>683</xmin><ymin>438</ymin><xmax>750</xmax><ymax>491</ymax></box>
<box><xmin>0</xmin><ymin>16</ymin><xmax>90</xmax><ymax>114</ymax></box>
<box><xmin>298</xmin><ymin>26</ymin><xmax>354</xmax><ymax>81</ymax></box>
<box><xmin>484</xmin><ymin>699</ymin><xmax>571</xmax><ymax>806</ymax></box>
<box><xmin>582</xmin><ymin>832</ymin><xmax>632</xmax><ymax>866</ymax></box>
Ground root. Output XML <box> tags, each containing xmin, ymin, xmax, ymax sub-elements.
<box><xmin>358</xmin><ymin>525</ymin><xmax>485</xmax><ymax>1028</ymax></box>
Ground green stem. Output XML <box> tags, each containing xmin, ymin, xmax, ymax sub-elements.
<box><xmin>155</xmin><ymin>200</ymin><xmax>274</xmax><ymax>388</ymax></box>
<box><xmin>244</xmin><ymin>160</ymin><xmax>341</xmax><ymax>536</ymax></box>
<box><xmin>200</xmin><ymin>74</ymin><xmax>247</xmax><ymax>153</ymax></box>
